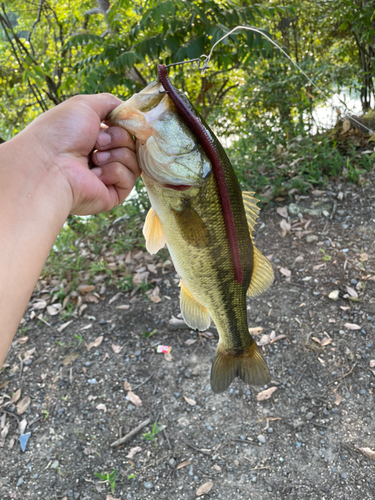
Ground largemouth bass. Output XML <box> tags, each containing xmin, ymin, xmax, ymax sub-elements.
<box><xmin>107</xmin><ymin>66</ymin><xmax>274</xmax><ymax>393</ymax></box>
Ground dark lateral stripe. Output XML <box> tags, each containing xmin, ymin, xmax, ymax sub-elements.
<box><xmin>157</xmin><ymin>64</ymin><xmax>243</xmax><ymax>284</ymax></box>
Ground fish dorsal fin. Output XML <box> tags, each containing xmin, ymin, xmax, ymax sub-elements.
<box><xmin>143</xmin><ymin>208</ymin><xmax>166</xmax><ymax>254</ymax></box>
<box><xmin>247</xmin><ymin>246</ymin><xmax>274</xmax><ymax>297</ymax></box>
<box><xmin>179</xmin><ymin>279</ymin><xmax>211</xmax><ymax>331</ymax></box>
<box><xmin>242</xmin><ymin>191</ymin><xmax>260</xmax><ymax>233</ymax></box>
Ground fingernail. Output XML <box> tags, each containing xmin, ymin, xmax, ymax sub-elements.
<box><xmin>91</xmin><ymin>167</ymin><xmax>102</xmax><ymax>178</ymax></box>
<box><xmin>96</xmin><ymin>151</ymin><xmax>110</xmax><ymax>164</ymax></box>
<box><xmin>97</xmin><ymin>131</ymin><xmax>111</xmax><ymax>148</ymax></box>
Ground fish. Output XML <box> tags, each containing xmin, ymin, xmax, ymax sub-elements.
<box><xmin>106</xmin><ymin>66</ymin><xmax>274</xmax><ymax>393</ymax></box>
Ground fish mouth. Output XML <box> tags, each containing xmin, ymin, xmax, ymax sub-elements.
<box><xmin>162</xmin><ymin>184</ymin><xmax>192</xmax><ymax>191</ymax></box>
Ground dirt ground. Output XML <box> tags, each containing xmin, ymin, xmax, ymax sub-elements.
<box><xmin>1</xmin><ymin>172</ymin><xmax>374</xmax><ymax>500</ymax></box>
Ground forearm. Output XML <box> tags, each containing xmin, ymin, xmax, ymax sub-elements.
<box><xmin>0</xmin><ymin>136</ymin><xmax>72</xmax><ymax>366</ymax></box>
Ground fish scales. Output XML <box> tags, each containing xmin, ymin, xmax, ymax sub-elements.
<box><xmin>107</xmin><ymin>75</ymin><xmax>274</xmax><ymax>393</ymax></box>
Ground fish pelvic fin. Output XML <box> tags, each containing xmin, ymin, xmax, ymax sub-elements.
<box><xmin>143</xmin><ymin>208</ymin><xmax>166</xmax><ymax>254</ymax></box>
<box><xmin>247</xmin><ymin>246</ymin><xmax>274</xmax><ymax>297</ymax></box>
<box><xmin>180</xmin><ymin>280</ymin><xmax>211</xmax><ymax>331</ymax></box>
<box><xmin>210</xmin><ymin>342</ymin><xmax>270</xmax><ymax>393</ymax></box>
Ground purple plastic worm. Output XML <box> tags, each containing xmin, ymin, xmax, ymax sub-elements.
<box><xmin>157</xmin><ymin>64</ymin><xmax>243</xmax><ymax>284</ymax></box>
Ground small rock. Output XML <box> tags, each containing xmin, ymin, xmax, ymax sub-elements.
<box><xmin>99</xmin><ymin>319</ymin><xmax>107</xmax><ymax>325</ymax></box>
<box><xmin>268</xmin><ymin>428</ymin><xmax>273</xmax><ymax>434</ymax></box>
<box><xmin>87</xmin><ymin>378</ymin><xmax>98</xmax><ymax>384</ymax></box>
<box><xmin>144</xmin><ymin>481</ymin><xmax>154</xmax><ymax>489</ymax></box>
<box><xmin>16</xmin><ymin>478</ymin><xmax>24</xmax><ymax>487</ymax></box>
<box><xmin>306</xmin><ymin>412</ymin><xmax>314</xmax><ymax>420</ymax></box>
<box><xmin>306</xmin><ymin>235</ymin><xmax>318</xmax><ymax>243</ymax></box>
<box><xmin>257</xmin><ymin>435</ymin><xmax>266</xmax><ymax>444</ymax></box>
<box><xmin>169</xmin><ymin>458</ymin><xmax>176</xmax><ymax>469</ymax></box>
<box><xmin>328</xmin><ymin>290</ymin><xmax>340</xmax><ymax>301</ymax></box>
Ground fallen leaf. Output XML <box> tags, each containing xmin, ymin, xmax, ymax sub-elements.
<box><xmin>7</xmin><ymin>388</ymin><xmax>21</xmax><ymax>406</ymax></box>
<box><xmin>126</xmin><ymin>446</ymin><xmax>142</xmax><ymax>459</ymax></box>
<box><xmin>0</xmin><ymin>380</ymin><xmax>9</xmax><ymax>390</ymax></box>
<box><xmin>164</xmin><ymin>352</ymin><xmax>173</xmax><ymax>361</ymax></box>
<box><xmin>96</xmin><ymin>404</ymin><xmax>107</xmax><ymax>412</ymax></box>
<box><xmin>58</xmin><ymin>320</ymin><xmax>73</xmax><ymax>333</ymax></box>
<box><xmin>320</xmin><ymin>338</ymin><xmax>332</xmax><ymax>347</ymax></box>
<box><xmin>248</xmin><ymin>327</ymin><xmax>264</xmax><ymax>336</ymax></box>
<box><xmin>280</xmin><ymin>267</ymin><xmax>291</xmax><ymax>278</ymax></box>
<box><xmin>176</xmin><ymin>460</ymin><xmax>191</xmax><ymax>470</ymax></box>
<box><xmin>328</xmin><ymin>290</ymin><xmax>340</xmax><ymax>301</ymax></box>
<box><xmin>47</xmin><ymin>304</ymin><xmax>62</xmax><ymax>316</ymax></box>
<box><xmin>185</xmin><ymin>338</ymin><xmax>197</xmax><ymax>345</ymax></box>
<box><xmin>334</xmin><ymin>390</ymin><xmax>343</xmax><ymax>406</ymax></box>
<box><xmin>212</xmin><ymin>464</ymin><xmax>222</xmax><ymax>471</ymax></box>
<box><xmin>124</xmin><ymin>380</ymin><xmax>132</xmax><ymax>391</ymax></box>
<box><xmin>183</xmin><ymin>396</ymin><xmax>196</xmax><ymax>406</ymax></box>
<box><xmin>312</xmin><ymin>337</ymin><xmax>322</xmax><ymax>345</ymax></box>
<box><xmin>340</xmin><ymin>306</ymin><xmax>350</xmax><ymax>311</ymax></box>
<box><xmin>111</xmin><ymin>344</ymin><xmax>123</xmax><ymax>354</ymax></box>
<box><xmin>370</xmin><ymin>360</ymin><xmax>375</xmax><ymax>368</ymax></box>
<box><xmin>344</xmin><ymin>323</ymin><xmax>361</xmax><ymax>330</ymax></box>
<box><xmin>1</xmin><ymin>424</ymin><xmax>9</xmax><ymax>439</ymax></box>
<box><xmin>87</xmin><ymin>336</ymin><xmax>103</xmax><ymax>351</ymax></box>
<box><xmin>270</xmin><ymin>334</ymin><xmax>286</xmax><ymax>344</ymax></box>
<box><xmin>62</xmin><ymin>353</ymin><xmax>79</xmax><ymax>365</ymax></box>
<box><xmin>256</xmin><ymin>387</ymin><xmax>277</xmax><ymax>401</ymax></box>
<box><xmin>16</xmin><ymin>396</ymin><xmax>31</xmax><ymax>415</ymax></box>
<box><xmin>149</xmin><ymin>286</ymin><xmax>162</xmax><ymax>303</ymax></box>
<box><xmin>116</xmin><ymin>304</ymin><xmax>130</xmax><ymax>310</ymax></box>
<box><xmin>313</xmin><ymin>263</ymin><xmax>326</xmax><ymax>271</ymax></box>
<box><xmin>196</xmin><ymin>481</ymin><xmax>213</xmax><ymax>496</ymax></box>
<box><xmin>77</xmin><ymin>284</ymin><xmax>95</xmax><ymax>294</ymax></box>
<box><xmin>346</xmin><ymin>286</ymin><xmax>358</xmax><ymax>298</ymax></box>
<box><xmin>342</xmin><ymin>118</ymin><xmax>351</xmax><ymax>133</ymax></box>
<box><xmin>17</xmin><ymin>336</ymin><xmax>29</xmax><ymax>345</ymax></box>
<box><xmin>33</xmin><ymin>300</ymin><xmax>47</xmax><ymax>310</ymax></box>
<box><xmin>126</xmin><ymin>391</ymin><xmax>142</xmax><ymax>406</ymax></box>
<box><xmin>280</xmin><ymin>219</ymin><xmax>291</xmax><ymax>235</ymax></box>
<box><xmin>276</xmin><ymin>206</ymin><xmax>288</xmax><ymax>218</ymax></box>
<box><xmin>357</xmin><ymin>447</ymin><xmax>375</xmax><ymax>460</ymax></box>
<box><xmin>257</xmin><ymin>334</ymin><xmax>270</xmax><ymax>346</ymax></box>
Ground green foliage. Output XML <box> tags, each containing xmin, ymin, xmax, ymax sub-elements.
<box><xmin>143</xmin><ymin>421</ymin><xmax>163</xmax><ymax>441</ymax></box>
<box><xmin>95</xmin><ymin>468</ymin><xmax>118</xmax><ymax>494</ymax></box>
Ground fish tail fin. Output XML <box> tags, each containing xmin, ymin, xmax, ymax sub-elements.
<box><xmin>210</xmin><ymin>342</ymin><xmax>270</xmax><ymax>393</ymax></box>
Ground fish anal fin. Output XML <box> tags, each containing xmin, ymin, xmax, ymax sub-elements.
<box><xmin>180</xmin><ymin>280</ymin><xmax>211</xmax><ymax>331</ymax></box>
<box><xmin>143</xmin><ymin>208</ymin><xmax>166</xmax><ymax>254</ymax></box>
<box><xmin>242</xmin><ymin>191</ymin><xmax>260</xmax><ymax>233</ymax></box>
<box><xmin>172</xmin><ymin>201</ymin><xmax>209</xmax><ymax>248</ymax></box>
<box><xmin>210</xmin><ymin>342</ymin><xmax>270</xmax><ymax>393</ymax></box>
<box><xmin>247</xmin><ymin>246</ymin><xmax>274</xmax><ymax>297</ymax></box>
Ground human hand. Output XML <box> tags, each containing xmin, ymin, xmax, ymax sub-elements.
<box><xmin>16</xmin><ymin>93</ymin><xmax>141</xmax><ymax>215</ymax></box>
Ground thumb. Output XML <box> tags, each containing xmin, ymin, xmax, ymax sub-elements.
<box><xmin>77</xmin><ymin>93</ymin><xmax>123</xmax><ymax>121</ymax></box>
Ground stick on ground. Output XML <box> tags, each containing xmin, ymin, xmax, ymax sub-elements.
<box><xmin>110</xmin><ymin>417</ymin><xmax>151</xmax><ymax>448</ymax></box>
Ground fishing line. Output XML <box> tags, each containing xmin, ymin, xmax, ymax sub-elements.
<box><xmin>167</xmin><ymin>25</ymin><xmax>374</xmax><ymax>135</ymax></box>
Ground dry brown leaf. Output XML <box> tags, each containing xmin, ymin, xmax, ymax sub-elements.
<box><xmin>33</xmin><ymin>300</ymin><xmax>47</xmax><ymax>310</ymax></box>
<box><xmin>357</xmin><ymin>447</ymin><xmax>375</xmax><ymax>460</ymax></box>
<box><xmin>164</xmin><ymin>352</ymin><xmax>173</xmax><ymax>361</ymax></box>
<box><xmin>183</xmin><ymin>396</ymin><xmax>196</xmax><ymax>406</ymax></box>
<box><xmin>96</xmin><ymin>404</ymin><xmax>107</xmax><ymax>412</ymax></box>
<box><xmin>346</xmin><ymin>286</ymin><xmax>358</xmax><ymax>298</ymax></box>
<box><xmin>370</xmin><ymin>360</ymin><xmax>375</xmax><ymax>368</ymax></box>
<box><xmin>116</xmin><ymin>304</ymin><xmax>130</xmax><ymax>310</ymax></box>
<box><xmin>132</xmin><ymin>271</ymin><xmax>149</xmax><ymax>287</ymax></box>
<box><xmin>248</xmin><ymin>327</ymin><xmax>264</xmax><ymax>336</ymax></box>
<box><xmin>0</xmin><ymin>380</ymin><xmax>9</xmax><ymax>390</ymax></box>
<box><xmin>313</xmin><ymin>263</ymin><xmax>326</xmax><ymax>271</ymax></box>
<box><xmin>256</xmin><ymin>387</ymin><xmax>277</xmax><ymax>401</ymax></box>
<box><xmin>312</xmin><ymin>337</ymin><xmax>322</xmax><ymax>345</ymax></box>
<box><xmin>77</xmin><ymin>284</ymin><xmax>95</xmax><ymax>294</ymax></box>
<box><xmin>85</xmin><ymin>294</ymin><xmax>99</xmax><ymax>304</ymax></box>
<box><xmin>126</xmin><ymin>446</ymin><xmax>142</xmax><ymax>459</ymax></box>
<box><xmin>16</xmin><ymin>396</ymin><xmax>31</xmax><ymax>415</ymax></box>
<box><xmin>124</xmin><ymin>380</ymin><xmax>132</xmax><ymax>391</ymax></box>
<box><xmin>280</xmin><ymin>267</ymin><xmax>291</xmax><ymax>278</ymax></box>
<box><xmin>149</xmin><ymin>286</ymin><xmax>162</xmax><ymax>303</ymax></box>
<box><xmin>276</xmin><ymin>206</ymin><xmax>288</xmax><ymax>218</ymax></box>
<box><xmin>1</xmin><ymin>424</ymin><xmax>9</xmax><ymax>440</ymax></box>
<box><xmin>212</xmin><ymin>464</ymin><xmax>222</xmax><ymax>472</ymax></box>
<box><xmin>196</xmin><ymin>481</ymin><xmax>213</xmax><ymax>496</ymax></box>
<box><xmin>270</xmin><ymin>334</ymin><xmax>286</xmax><ymax>344</ymax></box>
<box><xmin>19</xmin><ymin>418</ymin><xmax>27</xmax><ymax>435</ymax></box>
<box><xmin>17</xmin><ymin>336</ymin><xmax>29</xmax><ymax>345</ymax></box>
<box><xmin>340</xmin><ymin>306</ymin><xmax>350</xmax><ymax>311</ymax></box>
<box><xmin>87</xmin><ymin>336</ymin><xmax>103</xmax><ymax>351</ymax></box>
<box><xmin>320</xmin><ymin>338</ymin><xmax>332</xmax><ymax>347</ymax></box>
<box><xmin>344</xmin><ymin>323</ymin><xmax>361</xmax><ymax>330</ymax></box>
<box><xmin>257</xmin><ymin>334</ymin><xmax>270</xmax><ymax>346</ymax></box>
<box><xmin>127</xmin><ymin>391</ymin><xmax>142</xmax><ymax>406</ymax></box>
<box><xmin>8</xmin><ymin>388</ymin><xmax>21</xmax><ymax>406</ymax></box>
<box><xmin>279</xmin><ymin>219</ymin><xmax>291</xmax><ymax>234</ymax></box>
<box><xmin>176</xmin><ymin>460</ymin><xmax>191</xmax><ymax>470</ymax></box>
<box><xmin>80</xmin><ymin>324</ymin><xmax>92</xmax><ymax>331</ymax></box>
<box><xmin>62</xmin><ymin>353</ymin><xmax>79</xmax><ymax>366</ymax></box>
<box><xmin>147</xmin><ymin>264</ymin><xmax>157</xmax><ymax>274</ymax></box>
<box><xmin>334</xmin><ymin>390</ymin><xmax>343</xmax><ymax>406</ymax></box>
<box><xmin>58</xmin><ymin>320</ymin><xmax>73</xmax><ymax>333</ymax></box>
<box><xmin>47</xmin><ymin>304</ymin><xmax>62</xmax><ymax>316</ymax></box>
<box><xmin>185</xmin><ymin>338</ymin><xmax>197</xmax><ymax>346</ymax></box>
<box><xmin>342</xmin><ymin>118</ymin><xmax>351</xmax><ymax>133</ymax></box>
<box><xmin>111</xmin><ymin>344</ymin><xmax>123</xmax><ymax>354</ymax></box>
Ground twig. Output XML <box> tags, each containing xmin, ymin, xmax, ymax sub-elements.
<box><xmin>311</xmin><ymin>422</ymin><xmax>329</xmax><ymax>429</ymax></box>
<box><xmin>295</xmin><ymin>367</ymin><xmax>307</xmax><ymax>385</ymax></box>
<box><xmin>110</xmin><ymin>418</ymin><xmax>151</xmax><ymax>448</ymax></box>
<box><xmin>0</xmin><ymin>409</ymin><xmax>20</xmax><ymax>422</ymax></box>
<box><xmin>184</xmin><ymin>441</ymin><xmax>211</xmax><ymax>457</ymax></box>
<box><xmin>328</xmin><ymin>363</ymin><xmax>357</xmax><ymax>385</ymax></box>
<box><xmin>163</xmin><ymin>429</ymin><xmax>172</xmax><ymax>450</ymax></box>
<box><xmin>131</xmin><ymin>375</ymin><xmax>153</xmax><ymax>392</ymax></box>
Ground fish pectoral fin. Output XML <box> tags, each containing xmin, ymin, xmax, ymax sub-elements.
<box><xmin>179</xmin><ymin>280</ymin><xmax>211</xmax><ymax>331</ymax></box>
<box><xmin>247</xmin><ymin>246</ymin><xmax>274</xmax><ymax>297</ymax></box>
<box><xmin>242</xmin><ymin>191</ymin><xmax>260</xmax><ymax>233</ymax></box>
<box><xmin>143</xmin><ymin>208</ymin><xmax>166</xmax><ymax>254</ymax></box>
<box><xmin>210</xmin><ymin>342</ymin><xmax>270</xmax><ymax>394</ymax></box>
<box><xmin>172</xmin><ymin>201</ymin><xmax>209</xmax><ymax>248</ymax></box>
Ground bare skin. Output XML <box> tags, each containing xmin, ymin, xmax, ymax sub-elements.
<box><xmin>0</xmin><ymin>93</ymin><xmax>141</xmax><ymax>367</ymax></box>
